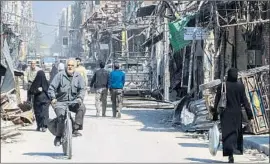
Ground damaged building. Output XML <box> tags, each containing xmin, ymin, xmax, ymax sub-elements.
<box><xmin>121</xmin><ymin>1</ymin><xmax>269</xmax><ymax>135</ymax></box>
<box><xmin>159</xmin><ymin>1</ymin><xmax>270</xmax><ymax>134</ymax></box>
<box><xmin>51</xmin><ymin>1</ymin><xmax>269</xmax><ymax>135</ymax></box>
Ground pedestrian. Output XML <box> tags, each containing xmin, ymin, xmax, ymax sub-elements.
<box><xmin>108</xmin><ymin>63</ymin><xmax>125</xmax><ymax>118</ymax></box>
<box><xmin>48</xmin><ymin>58</ymin><xmax>86</xmax><ymax>146</ymax></box>
<box><xmin>75</xmin><ymin>57</ymin><xmax>88</xmax><ymax>86</ymax></box>
<box><xmin>22</xmin><ymin>63</ymin><xmax>28</xmax><ymax>71</ymax></box>
<box><xmin>213</xmin><ymin>68</ymin><xmax>254</xmax><ymax>163</ymax></box>
<box><xmin>49</xmin><ymin>63</ymin><xmax>58</xmax><ymax>83</ymax></box>
<box><xmin>17</xmin><ymin>61</ymin><xmax>23</xmax><ymax>71</ymax></box>
<box><xmin>41</xmin><ymin>62</ymin><xmax>46</xmax><ymax>70</ymax></box>
<box><xmin>29</xmin><ymin>70</ymin><xmax>50</xmax><ymax>132</ymax></box>
<box><xmin>24</xmin><ymin>60</ymin><xmax>41</xmax><ymax>101</ymax></box>
<box><xmin>58</xmin><ymin>61</ymin><xmax>65</xmax><ymax>72</ymax></box>
<box><xmin>90</xmin><ymin>61</ymin><xmax>109</xmax><ymax>117</ymax></box>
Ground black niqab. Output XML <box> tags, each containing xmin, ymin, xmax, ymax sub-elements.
<box><xmin>30</xmin><ymin>70</ymin><xmax>49</xmax><ymax>93</ymax></box>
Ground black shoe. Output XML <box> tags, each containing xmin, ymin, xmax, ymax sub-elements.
<box><xmin>72</xmin><ymin>130</ymin><xmax>82</xmax><ymax>137</ymax></box>
<box><xmin>102</xmin><ymin>114</ymin><xmax>106</xmax><ymax>117</ymax></box>
<box><xmin>228</xmin><ymin>156</ymin><xmax>234</xmax><ymax>163</ymax></box>
<box><xmin>41</xmin><ymin>127</ymin><xmax>47</xmax><ymax>132</ymax></box>
<box><xmin>36</xmin><ymin>127</ymin><xmax>40</xmax><ymax>131</ymax></box>
<box><xmin>54</xmin><ymin>136</ymin><xmax>61</xmax><ymax>146</ymax></box>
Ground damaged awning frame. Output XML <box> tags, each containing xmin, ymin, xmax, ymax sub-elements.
<box><xmin>0</xmin><ymin>63</ymin><xmax>24</xmax><ymax>77</ymax></box>
<box><xmin>141</xmin><ymin>32</ymin><xmax>164</xmax><ymax>48</ymax></box>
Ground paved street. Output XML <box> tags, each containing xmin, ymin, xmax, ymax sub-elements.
<box><xmin>1</xmin><ymin>93</ymin><xmax>269</xmax><ymax>163</ymax></box>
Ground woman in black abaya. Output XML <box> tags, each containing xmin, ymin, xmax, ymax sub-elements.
<box><xmin>29</xmin><ymin>70</ymin><xmax>50</xmax><ymax>132</ymax></box>
<box><xmin>213</xmin><ymin>68</ymin><xmax>254</xmax><ymax>163</ymax></box>
<box><xmin>49</xmin><ymin>64</ymin><xmax>58</xmax><ymax>83</ymax></box>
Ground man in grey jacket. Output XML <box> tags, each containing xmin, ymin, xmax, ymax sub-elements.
<box><xmin>90</xmin><ymin>61</ymin><xmax>109</xmax><ymax>117</ymax></box>
<box><xmin>48</xmin><ymin>58</ymin><xmax>86</xmax><ymax>146</ymax></box>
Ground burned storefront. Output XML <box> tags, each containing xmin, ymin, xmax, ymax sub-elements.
<box><xmin>165</xmin><ymin>1</ymin><xmax>270</xmax><ymax>135</ymax></box>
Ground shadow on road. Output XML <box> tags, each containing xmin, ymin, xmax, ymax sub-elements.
<box><xmin>185</xmin><ymin>157</ymin><xmax>225</xmax><ymax>163</ymax></box>
<box><xmin>23</xmin><ymin>152</ymin><xmax>68</xmax><ymax>160</ymax></box>
<box><xmin>19</xmin><ymin>128</ymin><xmax>38</xmax><ymax>132</ymax></box>
<box><xmin>178</xmin><ymin>143</ymin><xmax>208</xmax><ymax>148</ymax></box>
<box><xmin>121</xmin><ymin>109</ymin><xmax>178</xmax><ymax>133</ymax></box>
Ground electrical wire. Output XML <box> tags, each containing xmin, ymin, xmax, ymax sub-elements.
<box><xmin>2</xmin><ymin>11</ymin><xmax>80</xmax><ymax>30</ymax></box>
<box><xmin>22</xmin><ymin>28</ymin><xmax>58</xmax><ymax>42</ymax></box>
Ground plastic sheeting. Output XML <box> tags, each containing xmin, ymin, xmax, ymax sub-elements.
<box><xmin>180</xmin><ymin>104</ymin><xmax>195</xmax><ymax>126</ymax></box>
<box><xmin>208</xmin><ymin>121</ymin><xmax>220</xmax><ymax>156</ymax></box>
<box><xmin>1</xmin><ymin>40</ymin><xmax>16</xmax><ymax>93</ymax></box>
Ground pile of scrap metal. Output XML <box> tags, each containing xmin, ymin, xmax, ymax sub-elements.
<box><xmin>1</xmin><ymin>40</ymin><xmax>35</xmax><ymax>140</ymax></box>
<box><xmin>172</xmin><ymin>65</ymin><xmax>269</xmax><ymax>135</ymax></box>
<box><xmin>172</xmin><ymin>79</ymin><xmax>221</xmax><ymax>133</ymax></box>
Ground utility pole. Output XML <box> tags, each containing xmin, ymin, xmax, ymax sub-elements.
<box><xmin>193</xmin><ymin>13</ymin><xmax>199</xmax><ymax>98</ymax></box>
<box><xmin>187</xmin><ymin>22</ymin><xmax>197</xmax><ymax>94</ymax></box>
<box><xmin>66</xmin><ymin>7</ymin><xmax>69</xmax><ymax>58</ymax></box>
<box><xmin>163</xmin><ymin>7</ymin><xmax>170</xmax><ymax>101</ymax></box>
<box><xmin>121</xmin><ymin>26</ymin><xmax>126</xmax><ymax>57</ymax></box>
<box><xmin>126</xmin><ymin>26</ymin><xmax>129</xmax><ymax>58</ymax></box>
<box><xmin>107</xmin><ymin>31</ymin><xmax>113</xmax><ymax>64</ymax></box>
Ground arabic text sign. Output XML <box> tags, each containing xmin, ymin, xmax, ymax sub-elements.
<box><xmin>184</xmin><ymin>27</ymin><xmax>210</xmax><ymax>40</ymax></box>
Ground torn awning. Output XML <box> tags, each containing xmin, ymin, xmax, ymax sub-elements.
<box><xmin>1</xmin><ymin>40</ymin><xmax>23</xmax><ymax>94</ymax></box>
<box><xmin>141</xmin><ymin>32</ymin><xmax>164</xmax><ymax>47</ymax></box>
<box><xmin>136</xmin><ymin>5</ymin><xmax>157</xmax><ymax>17</ymax></box>
<box><xmin>168</xmin><ymin>13</ymin><xmax>195</xmax><ymax>52</ymax></box>
<box><xmin>0</xmin><ymin>63</ymin><xmax>24</xmax><ymax>77</ymax></box>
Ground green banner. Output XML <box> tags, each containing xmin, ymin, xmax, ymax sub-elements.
<box><xmin>168</xmin><ymin>14</ymin><xmax>195</xmax><ymax>52</ymax></box>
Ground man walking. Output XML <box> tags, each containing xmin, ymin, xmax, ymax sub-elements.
<box><xmin>108</xmin><ymin>63</ymin><xmax>125</xmax><ymax>118</ymax></box>
<box><xmin>58</xmin><ymin>61</ymin><xmax>65</xmax><ymax>72</ymax></box>
<box><xmin>48</xmin><ymin>58</ymin><xmax>86</xmax><ymax>146</ymax></box>
<box><xmin>24</xmin><ymin>60</ymin><xmax>41</xmax><ymax>101</ymax></box>
<box><xmin>90</xmin><ymin>61</ymin><xmax>109</xmax><ymax>117</ymax></box>
<box><xmin>75</xmin><ymin>57</ymin><xmax>88</xmax><ymax>86</ymax></box>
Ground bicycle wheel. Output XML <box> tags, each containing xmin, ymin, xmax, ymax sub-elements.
<box><xmin>62</xmin><ymin>115</ymin><xmax>72</xmax><ymax>159</ymax></box>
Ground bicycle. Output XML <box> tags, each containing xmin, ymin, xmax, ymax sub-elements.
<box><xmin>54</xmin><ymin>100</ymin><xmax>80</xmax><ymax>159</ymax></box>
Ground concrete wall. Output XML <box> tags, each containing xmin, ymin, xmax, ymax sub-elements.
<box><xmin>236</xmin><ymin>26</ymin><xmax>248</xmax><ymax>71</ymax></box>
<box><xmin>262</xmin><ymin>23</ymin><xmax>270</xmax><ymax>65</ymax></box>
<box><xmin>224</xmin><ymin>27</ymin><xmax>235</xmax><ymax>72</ymax></box>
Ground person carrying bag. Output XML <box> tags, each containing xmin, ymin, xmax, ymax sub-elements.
<box><xmin>210</xmin><ymin>68</ymin><xmax>254</xmax><ymax>163</ymax></box>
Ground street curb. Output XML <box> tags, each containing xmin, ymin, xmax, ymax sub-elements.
<box><xmin>244</xmin><ymin>137</ymin><xmax>269</xmax><ymax>156</ymax></box>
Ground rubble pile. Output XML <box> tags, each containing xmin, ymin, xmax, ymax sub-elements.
<box><xmin>1</xmin><ymin>91</ymin><xmax>35</xmax><ymax>140</ymax></box>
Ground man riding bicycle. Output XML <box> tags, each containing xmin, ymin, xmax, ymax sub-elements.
<box><xmin>48</xmin><ymin>58</ymin><xmax>86</xmax><ymax>146</ymax></box>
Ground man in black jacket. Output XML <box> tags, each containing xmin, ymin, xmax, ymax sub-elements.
<box><xmin>90</xmin><ymin>61</ymin><xmax>109</xmax><ymax>117</ymax></box>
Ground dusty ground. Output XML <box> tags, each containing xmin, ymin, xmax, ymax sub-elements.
<box><xmin>1</xmin><ymin>93</ymin><xmax>269</xmax><ymax>163</ymax></box>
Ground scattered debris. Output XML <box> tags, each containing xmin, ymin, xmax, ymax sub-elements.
<box><xmin>172</xmin><ymin>65</ymin><xmax>269</xmax><ymax>134</ymax></box>
<box><xmin>1</xmin><ymin>91</ymin><xmax>35</xmax><ymax>141</ymax></box>
<box><xmin>244</xmin><ymin>148</ymin><xmax>269</xmax><ymax>161</ymax></box>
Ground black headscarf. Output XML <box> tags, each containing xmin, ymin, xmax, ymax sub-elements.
<box><xmin>227</xmin><ymin>68</ymin><xmax>238</xmax><ymax>82</ymax></box>
<box><xmin>30</xmin><ymin>70</ymin><xmax>49</xmax><ymax>93</ymax></box>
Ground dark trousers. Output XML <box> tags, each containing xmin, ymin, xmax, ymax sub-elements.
<box><xmin>27</xmin><ymin>82</ymin><xmax>33</xmax><ymax>102</ymax></box>
<box><xmin>110</xmin><ymin>89</ymin><xmax>123</xmax><ymax>117</ymax></box>
<box><xmin>54</xmin><ymin>103</ymin><xmax>86</xmax><ymax>137</ymax></box>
